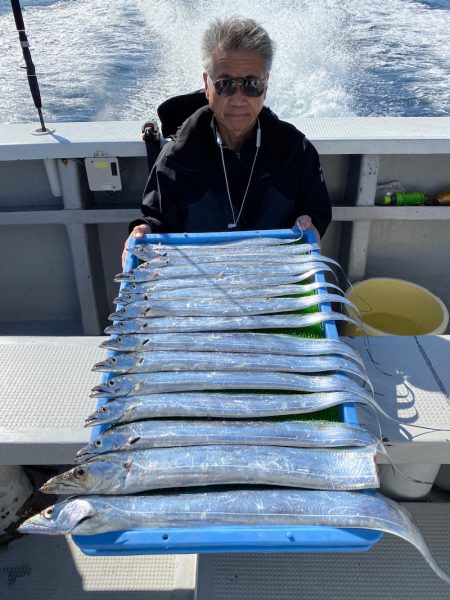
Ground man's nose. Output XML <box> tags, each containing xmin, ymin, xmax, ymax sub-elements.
<box><xmin>229</xmin><ymin>85</ymin><xmax>247</xmax><ymax>103</ymax></box>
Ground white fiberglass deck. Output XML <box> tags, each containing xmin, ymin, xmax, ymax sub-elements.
<box><xmin>1</xmin><ymin>334</ymin><xmax>449</xmax><ymax>598</ymax></box>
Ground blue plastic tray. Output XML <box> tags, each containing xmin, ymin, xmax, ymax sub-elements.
<box><xmin>73</xmin><ymin>228</ymin><xmax>382</xmax><ymax>556</ymax></box>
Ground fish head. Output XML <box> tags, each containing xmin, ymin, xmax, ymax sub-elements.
<box><xmin>99</xmin><ymin>336</ymin><xmax>123</xmax><ymax>350</ymax></box>
<box><xmin>114</xmin><ymin>271</ymin><xmax>136</xmax><ymax>282</ymax></box>
<box><xmin>91</xmin><ymin>375</ymin><xmax>135</xmax><ymax>398</ymax></box>
<box><xmin>109</xmin><ymin>305</ymin><xmax>152</xmax><ymax>321</ymax></box>
<box><xmin>113</xmin><ymin>294</ymin><xmax>139</xmax><ymax>305</ymax></box>
<box><xmin>93</xmin><ymin>354</ymin><xmax>141</xmax><ymax>373</ymax></box>
<box><xmin>104</xmin><ymin>320</ymin><xmax>140</xmax><ymax>335</ymax></box>
<box><xmin>85</xmin><ymin>401</ymin><xmax>124</xmax><ymax>427</ymax></box>
<box><xmin>147</xmin><ymin>256</ymin><xmax>170</xmax><ymax>267</ymax></box>
<box><xmin>99</xmin><ymin>335</ymin><xmax>142</xmax><ymax>352</ymax></box>
<box><xmin>127</xmin><ymin>245</ymin><xmax>147</xmax><ymax>258</ymax></box>
<box><xmin>76</xmin><ymin>429</ymin><xmax>131</xmax><ymax>460</ymax></box>
<box><xmin>18</xmin><ymin>498</ymin><xmax>97</xmax><ymax>535</ymax></box>
<box><xmin>92</xmin><ymin>356</ymin><xmax>116</xmax><ymax>372</ymax></box>
<box><xmin>108</xmin><ymin>307</ymin><xmax>130</xmax><ymax>320</ymax></box>
<box><xmin>40</xmin><ymin>459</ymin><xmax>127</xmax><ymax>495</ymax></box>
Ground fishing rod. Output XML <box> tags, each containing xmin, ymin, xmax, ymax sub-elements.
<box><xmin>10</xmin><ymin>0</ymin><xmax>46</xmax><ymax>131</ymax></box>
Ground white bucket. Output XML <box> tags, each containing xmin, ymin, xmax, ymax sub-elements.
<box><xmin>435</xmin><ymin>465</ymin><xmax>450</xmax><ymax>491</ymax></box>
<box><xmin>379</xmin><ymin>463</ymin><xmax>441</xmax><ymax>500</ymax></box>
<box><xmin>0</xmin><ymin>466</ymin><xmax>33</xmax><ymax>535</ymax></box>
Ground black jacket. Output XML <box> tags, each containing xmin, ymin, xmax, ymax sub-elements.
<box><xmin>132</xmin><ymin>105</ymin><xmax>331</xmax><ymax>237</ymax></box>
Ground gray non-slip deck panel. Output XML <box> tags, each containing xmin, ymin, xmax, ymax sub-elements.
<box><xmin>346</xmin><ymin>335</ymin><xmax>450</xmax><ymax>464</ymax></box>
<box><xmin>0</xmin><ymin>535</ymin><xmax>196</xmax><ymax>600</ymax></box>
<box><xmin>1</xmin><ymin>508</ymin><xmax>448</xmax><ymax>600</ymax></box>
<box><xmin>196</xmin><ymin>512</ymin><xmax>450</xmax><ymax>600</ymax></box>
<box><xmin>0</xmin><ymin>336</ymin><xmax>104</xmax><ymax>464</ymax></box>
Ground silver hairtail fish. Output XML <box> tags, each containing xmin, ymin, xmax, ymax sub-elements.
<box><xmin>127</xmin><ymin>241</ymin><xmax>320</xmax><ymax>261</ymax></box>
<box><xmin>115</xmin><ymin>260</ymin><xmax>337</xmax><ymax>283</ymax></box>
<box><xmin>84</xmin><ymin>392</ymin><xmax>375</xmax><ymax>427</ymax></box>
<box><xmin>126</xmin><ymin>237</ymin><xmax>309</xmax><ymax>256</ymax></box>
<box><xmin>41</xmin><ymin>445</ymin><xmax>379</xmax><ymax>495</ymax></box>
<box><xmin>119</xmin><ymin>267</ymin><xmax>336</xmax><ymax>294</ymax></box>
<box><xmin>114</xmin><ymin>281</ymin><xmax>344</xmax><ymax>304</ymax></box>
<box><xmin>108</xmin><ymin>293</ymin><xmax>356</xmax><ymax>320</ymax></box>
<box><xmin>90</xmin><ymin>370</ymin><xmax>372</xmax><ymax>399</ymax></box>
<box><xmin>104</xmin><ymin>311</ymin><xmax>357</xmax><ymax>335</ymax></box>
<box><xmin>18</xmin><ymin>490</ymin><xmax>450</xmax><ymax>585</ymax></box>
<box><xmin>92</xmin><ymin>351</ymin><xmax>370</xmax><ymax>389</ymax></box>
<box><xmin>99</xmin><ymin>333</ymin><xmax>365</xmax><ymax>369</ymax></box>
<box><xmin>76</xmin><ymin>419</ymin><xmax>378</xmax><ymax>460</ymax></box>
<box><xmin>128</xmin><ymin>246</ymin><xmax>320</xmax><ymax>266</ymax></box>
<box><xmin>126</xmin><ymin>250</ymin><xmax>327</xmax><ymax>268</ymax></box>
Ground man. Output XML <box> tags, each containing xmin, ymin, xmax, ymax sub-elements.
<box><xmin>124</xmin><ymin>17</ymin><xmax>331</xmax><ymax>260</ymax></box>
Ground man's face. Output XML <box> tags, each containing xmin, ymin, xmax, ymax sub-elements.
<box><xmin>203</xmin><ymin>50</ymin><xmax>268</xmax><ymax>140</ymax></box>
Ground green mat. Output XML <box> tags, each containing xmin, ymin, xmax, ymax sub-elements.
<box><xmin>136</xmin><ymin>246</ymin><xmax>340</xmax><ymax>422</ymax></box>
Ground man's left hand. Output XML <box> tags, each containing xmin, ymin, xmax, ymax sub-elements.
<box><xmin>293</xmin><ymin>215</ymin><xmax>321</xmax><ymax>246</ymax></box>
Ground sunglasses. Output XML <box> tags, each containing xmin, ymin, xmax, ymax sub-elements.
<box><xmin>210</xmin><ymin>77</ymin><xmax>267</xmax><ymax>97</ymax></box>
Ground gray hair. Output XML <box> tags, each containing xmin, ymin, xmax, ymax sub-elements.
<box><xmin>202</xmin><ymin>17</ymin><xmax>275</xmax><ymax>76</ymax></box>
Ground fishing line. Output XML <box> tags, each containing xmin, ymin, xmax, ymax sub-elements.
<box><xmin>351</xmin><ymin>402</ymin><xmax>440</xmax><ymax>487</ymax></box>
<box><xmin>310</xmin><ymin>248</ymin><xmax>392</xmax><ymax>378</ymax></box>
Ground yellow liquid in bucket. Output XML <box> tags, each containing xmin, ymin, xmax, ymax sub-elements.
<box><xmin>361</xmin><ymin>312</ymin><xmax>430</xmax><ymax>335</ymax></box>
<box><xmin>343</xmin><ymin>278</ymin><xmax>449</xmax><ymax>336</ymax></box>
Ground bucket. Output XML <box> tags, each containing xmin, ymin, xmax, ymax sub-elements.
<box><xmin>0</xmin><ymin>466</ymin><xmax>33</xmax><ymax>536</ymax></box>
<box><xmin>435</xmin><ymin>465</ymin><xmax>450</xmax><ymax>491</ymax></box>
<box><xmin>379</xmin><ymin>463</ymin><xmax>440</xmax><ymax>501</ymax></box>
<box><xmin>342</xmin><ymin>278</ymin><xmax>449</xmax><ymax>336</ymax></box>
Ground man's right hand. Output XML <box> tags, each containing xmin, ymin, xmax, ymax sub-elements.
<box><xmin>122</xmin><ymin>224</ymin><xmax>151</xmax><ymax>267</ymax></box>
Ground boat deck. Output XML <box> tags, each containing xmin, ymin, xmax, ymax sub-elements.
<box><xmin>1</xmin><ymin>334</ymin><xmax>450</xmax><ymax>598</ymax></box>
<box><xmin>1</xmin><ymin>502</ymin><xmax>449</xmax><ymax>599</ymax></box>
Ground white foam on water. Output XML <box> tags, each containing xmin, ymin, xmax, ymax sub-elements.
<box><xmin>0</xmin><ymin>0</ymin><xmax>151</xmax><ymax>123</ymax></box>
<box><xmin>342</xmin><ymin>0</ymin><xmax>450</xmax><ymax>115</ymax></box>
<box><xmin>131</xmin><ymin>0</ymin><xmax>357</xmax><ymax>118</ymax></box>
<box><xmin>0</xmin><ymin>0</ymin><xmax>449</xmax><ymax>123</ymax></box>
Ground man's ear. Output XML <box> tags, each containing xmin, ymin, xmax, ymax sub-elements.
<box><xmin>203</xmin><ymin>72</ymin><xmax>210</xmax><ymax>100</ymax></box>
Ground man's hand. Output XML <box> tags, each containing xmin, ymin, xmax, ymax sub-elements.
<box><xmin>122</xmin><ymin>224</ymin><xmax>151</xmax><ymax>267</ymax></box>
<box><xmin>293</xmin><ymin>215</ymin><xmax>321</xmax><ymax>246</ymax></box>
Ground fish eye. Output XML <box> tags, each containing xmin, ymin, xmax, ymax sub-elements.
<box><xmin>119</xmin><ymin>322</ymin><xmax>124</xmax><ymax>328</ymax></box>
<box><xmin>75</xmin><ymin>467</ymin><xmax>86</xmax><ymax>478</ymax></box>
<box><xmin>111</xmin><ymin>357</ymin><xmax>117</xmax><ymax>363</ymax></box>
<box><xmin>43</xmin><ymin>507</ymin><xmax>54</xmax><ymax>519</ymax></box>
<box><xmin>116</xmin><ymin>337</ymin><xmax>122</xmax><ymax>342</ymax></box>
<box><xmin>99</xmin><ymin>406</ymin><xmax>107</xmax><ymax>413</ymax></box>
<box><xmin>94</xmin><ymin>439</ymin><xmax>102</xmax><ymax>447</ymax></box>
<box><xmin>108</xmin><ymin>380</ymin><xmax>115</xmax><ymax>387</ymax></box>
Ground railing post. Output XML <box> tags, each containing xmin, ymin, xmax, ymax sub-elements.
<box><xmin>340</xmin><ymin>154</ymin><xmax>379</xmax><ymax>282</ymax></box>
<box><xmin>58</xmin><ymin>159</ymin><xmax>108</xmax><ymax>334</ymax></box>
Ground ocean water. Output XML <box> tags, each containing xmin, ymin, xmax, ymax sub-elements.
<box><xmin>0</xmin><ymin>0</ymin><xmax>449</xmax><ymax>124</ymax></box>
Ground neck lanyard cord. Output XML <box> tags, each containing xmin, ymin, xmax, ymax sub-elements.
<box><xmin>217</xmin><ymin>119</ymin><xmax>260</xmax><ymax>229</ymax></box>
